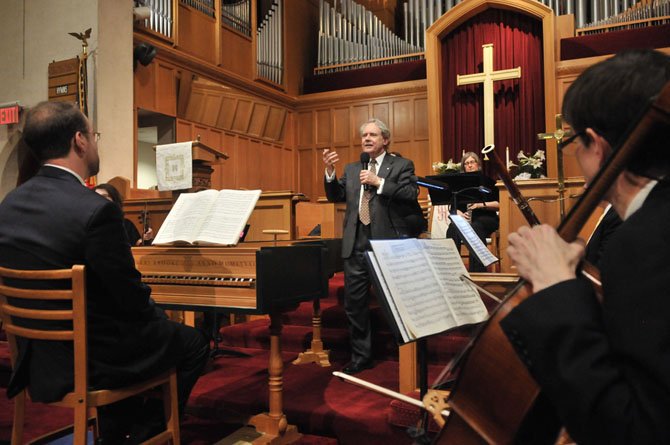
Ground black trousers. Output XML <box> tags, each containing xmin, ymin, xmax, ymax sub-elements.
<box><xmin>99</xmin><ymin>322</ymin><xmax>209</xmax><ymax>440</ymax></box>
<box><xmin>342</xmin><ymin>222</ymin><xmax>373</xmax><ymax>364</ymax></box>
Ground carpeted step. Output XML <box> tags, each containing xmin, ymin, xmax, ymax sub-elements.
<box><xmin>219</xmin><ymin>319</ymin><xmax>404</xmax><ymax>362</ymax></box>
<box><xmin>188</xmin><ymin>347</ymin><xmax>414</xmax><ymax>444</ymax></box>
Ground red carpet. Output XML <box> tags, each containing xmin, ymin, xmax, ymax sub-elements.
<box><xmin>0</xmin><ymin>272</ymin><xmax>470</xmax><ymax>444</ymax></box>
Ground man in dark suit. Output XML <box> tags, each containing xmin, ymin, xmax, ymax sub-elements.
<box><xmin>501</xmin><ymin>49</ymin><xmax>670</xmax><ymax>444</ymax></box>
<box><xmin>323</xmin><ymin>118</ymin><xmax>422</xmax><ymax>374</ymax></box>
<box><xmin>0</xmin><ymin>101</ymin><xmax>209</xmax><ymax>442</ymax></box>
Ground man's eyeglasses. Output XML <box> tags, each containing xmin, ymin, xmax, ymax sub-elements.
<box><xmin>92</xmin><ymin>131</ymin><xmax>101</xmax><ymax>142</ymax></box>
<box><xmin>558</xmin><ymin>131</ymin><xmax>584</xmax><ymax>150</ymax></box>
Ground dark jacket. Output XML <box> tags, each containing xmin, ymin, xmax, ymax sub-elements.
<box><xmin>324</xmin><ymin>154</ymin><xmax>422</xmax><ymax>257</ymax></box>
<box><xmin>0</xmin><ymin>166</ymin><xmax>182</xmax><ymax>402</ymax></box>
<box><xmin>501</xmin><ymin>182</ymin><xmax>670</xmax><ymax>444</ymax></box>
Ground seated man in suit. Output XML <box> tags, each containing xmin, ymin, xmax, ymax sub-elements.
<box><xmin>0</xmin><ymin>101</ymin><xmax>209</xmax><ymax>442</ymax></box>
<box><xmin>501</xmin><ymin>49</ymin><xmax>670</xmax><ymax>444</ymax></box>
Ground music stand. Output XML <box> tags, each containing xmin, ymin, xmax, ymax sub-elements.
<box><xmin>423</xmin><ymin>172</ymin><xmax>494</xmax><ymax>212</ymax></box>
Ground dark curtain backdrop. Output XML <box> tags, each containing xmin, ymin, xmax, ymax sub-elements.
<box><xmin>440</xmin><ymin>8</ymin><xmax>545</xmax><ymax>176</ymax></box>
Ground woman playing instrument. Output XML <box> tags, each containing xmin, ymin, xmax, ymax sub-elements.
<box><xmin>501</xmin><ymin>49</ymin><xmax>670</xmax><ymax>444</ymax></box>
<box><xmin>446</xmin><ymin>151</ymin><xmax>500</xmax><ymax>272</ymax></box>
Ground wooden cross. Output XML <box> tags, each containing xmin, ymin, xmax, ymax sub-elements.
<box><xmin>538</xmin><ymin>114</ymin><xmax>568</xmax><ymax>218</ymax></box>
<box><xmin>457</xmin><ymin>43</ymin><xmax>521</xmax><ymax>147</ymax></box>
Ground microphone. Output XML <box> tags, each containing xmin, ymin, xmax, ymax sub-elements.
<box><xmin>360</xmin><ymin>152</ymin><xmax>370</xmax><ymax>191</ymax></box>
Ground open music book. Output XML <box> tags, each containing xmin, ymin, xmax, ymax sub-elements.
<box><xmin>448</xmin><ymin>214</ymin><xmax>499</xmax><ymax>268</ymax></box>
<box><xmin>367</xmin><ymin>238</ymin><xmax>488</xmax><ymax>343</ymax></box>
<box><xmin>153</xmin><ymin>189</ymin><xmax>261</xmax><ymax>246</ymax></box>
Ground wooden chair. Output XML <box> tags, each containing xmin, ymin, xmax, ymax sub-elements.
<box><xmin>0</xmin><ymin>265</ymin><xmax>180</xmax><ymax>445</ymax></box>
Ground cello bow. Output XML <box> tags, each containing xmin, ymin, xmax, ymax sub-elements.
<box><xmin>481</xmin><ymin>144</ymin><xmax>603</xmax><ymax>300</ymax></box>
<box><xmin>432</xmin><ymin>80</ymin><xmax>670</xmax><ymax>445</ymax></box>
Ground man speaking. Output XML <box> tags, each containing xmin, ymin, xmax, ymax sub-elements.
<box><xmin>323</xmin><ymin>118</ymin><xmax>423</xmax><ymax>374</ymax></box>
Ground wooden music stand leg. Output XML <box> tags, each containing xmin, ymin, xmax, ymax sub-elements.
<box><xmin>293</xmin><ymin>299</ymin><xmax>330</xmax><ymax>367</ymax></box>
<box><xmin>247</xmin><ymin>311</ymin><xmax>302</xmax><ymax>444</ymax></box>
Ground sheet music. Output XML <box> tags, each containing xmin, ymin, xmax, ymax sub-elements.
<box><xmin>448</xmin><ymin>214</ymin><xmax>498</xmax><ymax>267</ymax></box>
<box><xmin>152</xmin><ymin>190</ymin><xmax>219</xmax><ymax>244</ymax></box>
<box><xmin>367</xmin><ymin>252</ymin><xmax>411</xmax><ymax>343</ymax></box>
<box><xmin>369</xmin><ymin>239</ymin><xmax>456</xmax><ymax>339</ymax></box>
<box><xmin>419</xmin><ymin>239</ymin><xmax>488</xmax><ymax>326</ymax></box>
<box><xmin>197</xmin><ymin>190</ymin><xmax>262</xmax><ymax>245</ymax></box>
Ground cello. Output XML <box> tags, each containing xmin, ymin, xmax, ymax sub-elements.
<box><xmin>431</xmin><ymin>80</ymin><xmax>670</xmax><ymax>444</ymax></box>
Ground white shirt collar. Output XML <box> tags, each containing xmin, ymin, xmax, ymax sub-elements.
<box><xmin>44</xmin><ymin>164</ymin><xmax>87</xmax><ymax>186</ymax></box>
<box><xmin>624</xmin><ymin>179</ymin><xmax>657</xmax><ymax>220</ymax></box>
<box><xmin>371</xmin><ymin>150</ymin><xmax>386</xmax><ymax>167</ymax></box>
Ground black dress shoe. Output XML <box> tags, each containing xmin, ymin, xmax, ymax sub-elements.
<box><xmin>342</xmin><ymin>360</ymin><xmax>374</xmax><ymax>375</ymax></box>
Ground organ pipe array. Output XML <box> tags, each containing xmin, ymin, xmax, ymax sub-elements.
<box><xmin>578</xmin><ymin>0</ymin><xmax>670</xmax><ymax>33</ymax></box>
<box><xmin>137</xmin><ymin>0</ymin><xmax>174</xmax><ymax>39</ymax></box>
<box><xmin>257</xmin><ymin>0</ymin><xmax>284</xmax><ymax>85</ymax></box>
<box><xmin>316</xmin><ymin>0</ymin><xmax>423</xmax><ymax>74</ymax></box>
<box><xmin>221</xmin><ymin>0</ymin><xmax>251</xmax><ymax>36</ymax></box>
<box><xmin>316</xmin><ymin>0</ymin><xmax>668</xmax><ymax>74</ymax></box>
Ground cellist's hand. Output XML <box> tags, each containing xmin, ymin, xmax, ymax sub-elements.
<box><xmin>507</xmin><ymin>224</ymin><xmax>585</xmax><ymax>293</ymax></box>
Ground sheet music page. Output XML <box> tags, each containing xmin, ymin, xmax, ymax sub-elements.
<box><xmin>448</xmin><ymin>214</ymin><xmax>498</xmax><ymax>267</ymax></box>
<box><xmin>195</xmin><ymin>189</ymin><xmax>262</xmax><ymax>245</ymax></box>
<box><xmin>419</xmin><ymin>238</ymin><xmax>488</xmax><ymax>326</ymax></box>
<box><xmin>369</xmin><ymin>239</ymin><xmax>456</xmax><ymax>339</ymax></box>
<box><xmin>366</xmin><ymin>251</ymin><xmax>411</xmax><ymax>343</ymax></box>
<box><xmin>152</xmin><ymin>190</ymin><xmax>219</xmax><ymax>245</ymax></box>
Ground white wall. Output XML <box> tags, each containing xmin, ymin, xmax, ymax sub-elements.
<box><xmin>0</xmin><ymin>0</ymin><xmax>135</xmax><ymax>200</ymax></box>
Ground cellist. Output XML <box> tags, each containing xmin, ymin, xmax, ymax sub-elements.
<box><xmin>501</xmin><ymin>49</ymin><xmax>670</xmax><ymax>444</ymax></box>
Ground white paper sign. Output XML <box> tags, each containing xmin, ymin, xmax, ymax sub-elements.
<box><xmin>156</xmin><ymin>142</ymin><xmax>192</xmax><ymax>191</ymax></box>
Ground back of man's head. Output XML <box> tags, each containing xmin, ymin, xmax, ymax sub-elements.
<box><xmin>562</xmin><ymin>49</ymin><xmax>670</xmax><ymax>178</ymax></box>
<box><xmin>23</xmin><ymin>101</ymin><xmax>88</xmax><ymax>163</ymax></box>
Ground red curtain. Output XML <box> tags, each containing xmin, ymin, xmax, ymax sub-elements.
<box><xmin>440</xmin><ymin>8</ymin><xmax>545</xmax><ymax>176</ymax></box>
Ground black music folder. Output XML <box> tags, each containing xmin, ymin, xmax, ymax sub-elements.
<box><xmin>423</xmin><ymin>172</ymin><xmax>495</xmax><ymax>210</ymax></box>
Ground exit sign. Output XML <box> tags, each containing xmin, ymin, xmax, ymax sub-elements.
<box><xmin>0</xmin><ymin>104</ymin><xmax>20</xmax><ymax>125</ymax></box>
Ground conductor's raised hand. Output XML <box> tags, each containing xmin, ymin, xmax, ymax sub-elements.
<box><xmin>507</xmin><ymin>224</ymin><xmax>585</xmax><ymax>293</ymax></box>
<box><xmin>323</xmin><ymin>149</ymin><xmax>339</xmax><ymax>175</ymax></box>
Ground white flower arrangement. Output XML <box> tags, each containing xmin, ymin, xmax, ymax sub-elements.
<box><xmin>432</xmin><ymin>159</ymin><xmax>461</xmax><ymax>174</ymax></box>
<box><xmin>512</xmin><ymin>149</ymin><xmax>546</xmax><ymax>179</ymax></box>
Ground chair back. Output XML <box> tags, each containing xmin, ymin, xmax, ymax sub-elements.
<box><xmin>0</xmin><ymin>265</ymin><xmax>88</xmax><ymax>402</ymax></box>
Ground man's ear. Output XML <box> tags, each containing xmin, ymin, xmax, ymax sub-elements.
<box><xmin>72</xmin><ymin>131</ymin><xmax>87</xmax><ymax>158</ymax></box>
<box><xmin>585</xmin><ymin>128</ymin><xmax>612</xmax><ymax>167</ymax></box>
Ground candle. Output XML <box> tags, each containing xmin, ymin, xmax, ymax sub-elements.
<box><xmin>506</xmin><ymin>146</ymin><xmax>510</xmax><ymax>171</ymax></box>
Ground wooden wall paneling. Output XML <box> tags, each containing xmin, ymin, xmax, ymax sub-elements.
<box><xmin>175</xmin><ymin>119</ymin><xmax>192</xmax><ymax>142</ymax></box>
<box><xmin>298</xmin><ymin>148</ymin><xmax>315</xmax><ymax>200</ymax></box>
<box><xmin>371</xmin><ymin>102</ymin><xmax>389</xmax><ymax>126</ymax></box>
<box><xmin>184</xmin><ymin>89</ymin><xmax>207</xmax><ymax>123</ymax></box>
<box><xmin>236</xmin><ymin>137</ymin><xmax>251</xmax><ymax>188</ymax></box>
<box><xmin>220</xmin><ymin>132</ymin><xmax>238</xmax><ymax>188</ymax></box>
<box><xmin>232</xmin><ymin>100</ymin><xmax>253</xmax><ymax>133</ymax></box>
<box><xmin>134</xmin><ymin>62</ymin><xmax>156</xmax><ymax>111</ymax></box>
<box><xmin>248</xmin><ymin>103</ymin><xmax>270</xmax><ymax>137</ymax></box>
<box><xmin>332</xmin><ymin>108</ymin><xmax>351</xmax><ymax>146</ymax></box>
<box><xmin>219</xmin><ymin>27</ymin><xmax>253</xmax><ymax>78</ymax></box>
<box><xmin>351</xmin><ymin>105</ymin><xmax>369</xmax><ymax>140</ymax></box>
<box><xmin>264</xmin><ymin>107</ymin><xmax>287</xmax><ymax>141</ymax></box>
<box><xmin>392</xmin><ymin>100</ymin><xmax>412</xmax><ymax>143</ymax></box>
<box><xmin>283</xmin><ymin>0</ymin><xmax>319</xmax><ymax>96</ymax></box>
<box><xmin>155</xmin><ymin>62</ymin><xmax>178</xmax><ymax>116</ymax></box>
<box><xmin>201</xmin><ymin>93</ymin><xmax>224</xmax><ymax>127</ymax></box>
<box><xmin>217</xmin><ymin>96</ymin><xmax>238</xmax><ymax>130</ymax></box>
<box><xmin>177</xmin><ymin>4</ymin><xmax>216</xmax><ymax>64</ymax></box>
<box><xmin>315</xmin><ymin>110</ymin><xmax>331</xmax><ymax>146</ymax></box>
<box><xmin>297</xmin><ymin>111</ymin><xmax>313</xmax><ymax>148</ymax></box>
<box><xmin>247</xmin><ymin>139</ymin><xmax>263</xmax><ymax>188</ymax></box>
<box><xmin>262</xmin><ymin>143</ymin><xmax>282</xmax><ymax>189</ymax></box>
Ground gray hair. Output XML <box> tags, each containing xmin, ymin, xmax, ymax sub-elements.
<box><xmin>359</xmin><ymin>118</ymin><xmax>391</xmax><ymax>141</ymax></box>
<box><xmin>461</xmin><ymin>151</ymin><xmax>481</xmax><ymax>171</ymax></box>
